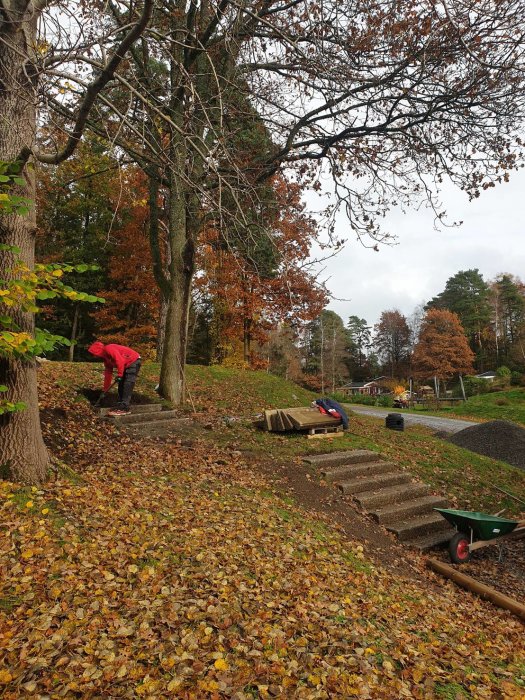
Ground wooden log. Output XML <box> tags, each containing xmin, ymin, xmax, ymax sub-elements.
<box><xmin>427</xmin><ymin>558</ymin><xmax>525</xmax><ymax>622</ymax></box>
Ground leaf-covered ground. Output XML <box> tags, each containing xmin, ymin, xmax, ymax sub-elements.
<box><xmin>0</xmin><ymin>363</ymin><xmax>524</xmax><ymax>699</ymax></box>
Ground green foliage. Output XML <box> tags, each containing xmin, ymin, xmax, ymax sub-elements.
<box><xmin>426</xmin><ymin>269</ymin><xmax>492</xmax><ymax>355</ymax></box>
<box><xmin>493</xmin><ymin>275</ymin><xmax>525</xmax><ymax>362</ymax></box>
<box><xmin>36</xmin><ymin>140</ymin><xmax>122</xmax><ymax>358</ymax></box>
<box><xmin>0</xmin><ymin>161</ymin><xmax>31</xmax><ymax>216</ymax></box>
<box><xmin>0</xmin><ymin>257</ymin><xmax>104</xmax><ymax>358</ymax></box>
<box><xmin>376</xmin><ymin>394</ymin><xmax>394</xmax><ymax>407</ymax></box>
<box><xmin>343</xmin><ymin>393</ymin><xmax>379</xmax><ymax>406</ymax></box>
<box><xmin>303</xmin><ymin>310</ymin><xmax>352</xmax><ymax>383</ymax></box>
<box><xmin>0</xmin><ymin>385</ymin><xmax>26</xmax><ymax>415</ymax></box>
<box><xmin>0</xmin><ymin>164</ymin><xmax>105</xmax><ymax>413</ymax></box>
<box><xmin>342</xmin><ymin>392</ymin><xmax>394</xmax><ymax>407</ymax></box>
<box><xmin>461</xmin><ymin>376</ymin><xmax>491</xmax><ymax>397</ymax></box>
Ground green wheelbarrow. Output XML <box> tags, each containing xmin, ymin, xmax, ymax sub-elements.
<box><xmin>434</xmin><ymin>508</ymin><xmax>525</xmax><ymax>564</ymax></box>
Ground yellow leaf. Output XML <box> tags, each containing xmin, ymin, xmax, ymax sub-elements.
<box><xmin>0</xmin><ymin>670</ymin><xmax>12</xmax><ymax>684</ymax></box>
<box><xmin>412</xmin><ymin>668</ymin><xmax>424</xmax><ymax>683</ymax></box>
<box><xmin>21</xmin><ymin>549</ymin><xmax>34</xmax><ymax>559</ymax></box>
<box><xmin>41</xmin><ymin>508</ymin><xmax>49</xmax><ymax>515</ymax></box>
<box><xmin>51</xmin><ymin>269</ymin><xmax>63</xmax><ymax>277</ymax></box>
<box><xmin>25</xmin><ymin>501</ymin><xmax>33</xmax><ymax>508</ymax></box>
<box><xmin>214</xmin><ymin>658</ymin><xmax>228</xmax><ymax>671</ymax></box>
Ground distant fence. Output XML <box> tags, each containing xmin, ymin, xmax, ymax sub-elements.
<box><xmin>414</xmin><ymin>397</ymin><xmax>465</xmax><ymax>408</ymax></box>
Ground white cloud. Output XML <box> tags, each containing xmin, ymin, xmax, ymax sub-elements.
<box><xmin>308</xmin><ymin>169</ymin><xmax>525</xmax><ymax>328</ymax></box>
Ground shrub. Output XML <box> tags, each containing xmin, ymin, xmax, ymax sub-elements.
<box><xmin>330</xmin><ymin>392</ymin><xmax>350</xmax><ymax>404</ymax></box>
<box><xmin>462</xmin><ymin>376</ymin><xmax>491</xmax><ymax>397</ymax></box>
<box><xmin>496</xmin><ymin>365</ymin><xmax>512</xmax><ymax>378</ymax></box>
<box><xmin>376</xmin><ymin>394</ymin><xmax>394</xmax><ymax>407</ymax></box>
<box><xmin>345</xmin><ymin>394</ymin><xmax>378</xmax><ymax>406</ymax></box>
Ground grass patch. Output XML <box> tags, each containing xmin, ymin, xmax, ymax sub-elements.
<box><xmin>434</xmin><ymin>682</ymin><xmax>471</xmax><ymax>699</ymax></box>
<box><xmin>0</xmin><ymin>595</ymin><xmax>21</xmax><ymax>612</ymax></box>
<box><xmin>449</xmin><ymin>388</ymin><xmax>525</xmax><ymax>424</ymax></box>
<box><xmin>341</xmin><ymin>550</ymin><xmax>374</xmax><ymax>575</ymax></box>
<box><xmin>55</xmin><ymin>461</ymin><xmax>86</xmax><ymax>485</ymax></box>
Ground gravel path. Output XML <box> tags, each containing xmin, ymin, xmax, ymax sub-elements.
<box><xmin>345</xmin><ymin>404</ymin><xmax>477</xmax><ymax>434</ymax></box>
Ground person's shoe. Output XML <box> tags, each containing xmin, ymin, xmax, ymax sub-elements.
<box><xmin>107</xmin><ymin>408</ymin><xmax>130</xmax><ymax>416</ymax></box>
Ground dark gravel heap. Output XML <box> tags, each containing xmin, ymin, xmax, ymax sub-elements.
<box><xmin>448</xmin><ymin>419</ymin><xmax>525</xmax><ymax>470</ymax></box>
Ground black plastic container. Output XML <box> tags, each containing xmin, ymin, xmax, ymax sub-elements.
<box><xmin>385</xmin><ymin>413</ymin><xmax>404</xmax><ymax>431</ymax></box>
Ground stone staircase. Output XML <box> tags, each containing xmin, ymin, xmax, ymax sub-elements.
<box><xmin>99</xmin><ymin>403</ymin><xmax>193</xmax><ymax>438</ymax></box>
<box><xmin>304</xmin><ymin>450</ymin><xmax>455</xmax><ymax>551</ymax></box>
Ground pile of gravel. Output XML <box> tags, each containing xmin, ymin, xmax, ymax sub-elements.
<box><xmin>448</xmin><ymin>420</ymin><xmax>525</xmax><ymax>470</ymax></box>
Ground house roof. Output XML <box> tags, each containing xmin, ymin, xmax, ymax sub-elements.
<box><xmin>475</xmin><ymin>371</ymin><xmax>497</xmax><ymax>378</ymax></box>
<box><xmin>341</xmin><ymin>378</ymin><xmax>383</xmax><ymax>389</ymax></box>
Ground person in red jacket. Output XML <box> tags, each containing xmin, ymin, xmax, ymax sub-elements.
<box><xmin>88</xmin><ymin>341</ymin><xmax>141</xmax><ymax>416</ymax></box>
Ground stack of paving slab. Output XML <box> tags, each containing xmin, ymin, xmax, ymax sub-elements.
<box><xmin>260</xmin><ymin>407</ymin><xmax>342</xmax><ymax>433</ymax></box>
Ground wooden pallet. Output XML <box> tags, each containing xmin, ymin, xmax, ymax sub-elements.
<box><xmin>307</xmin><ymin>425</ymin><xmax>344</xmax><ymax>439</ymax></box>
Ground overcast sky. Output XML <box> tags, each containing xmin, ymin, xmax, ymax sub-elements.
<box><xmin>307</xmin><ymin>168</ymin><xmax>525</xmax><ymax>330</ymax></box>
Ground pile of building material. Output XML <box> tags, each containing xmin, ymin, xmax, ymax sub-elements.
<box><xmin>256</xmin><ymin>407</ymin><xmax>343</xmax><ymax>437</ymax></box>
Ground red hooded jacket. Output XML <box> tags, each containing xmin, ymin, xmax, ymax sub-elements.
<box><xmin>88</xmin><ymin>342</ymin><xmax>140</xmax><ymax>391</ymax></box>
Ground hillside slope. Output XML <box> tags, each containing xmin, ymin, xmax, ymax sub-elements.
<box><xmin>449</xmin><ymin>388</ymin><xmax>525</xmax><ymax>425</ymax></box>
<box><xmin>0</xmin><ymin>362</ymin><xmax>523</xmax><ymax>698</ymax></box>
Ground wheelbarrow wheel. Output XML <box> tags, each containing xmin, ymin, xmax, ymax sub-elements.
<box><xmin>449</xmin><ymin>532</ymin><xmax>471</xmax><ymax>564</ymax></box>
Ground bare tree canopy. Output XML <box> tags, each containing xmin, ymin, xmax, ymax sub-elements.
<box><xmin>40</xmin><ymin>1</ymin><xmax>525</xmax><ymax>240</ymax></box>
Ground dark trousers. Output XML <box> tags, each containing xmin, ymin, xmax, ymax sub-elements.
<box><xmin>117</xmin><ymin>359</ymin><xmax>141</xmax><ymax>409</ymax></box>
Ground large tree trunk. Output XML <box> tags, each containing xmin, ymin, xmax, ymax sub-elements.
<box><xmin>0</xmin><ymin>7</ymin><xmax>50</xmax><ymax>483</ymax></box>
<box><xmin>157</xmin><ymin>163</ymin><xmax>195</xmax><ymax>405</ymax></box>
<box><xmin>156</xmin><ymin>297</ymin><xmax>168</xmax><ymax>362</ymax></box>
<box><xmin>159</xmin><ymin>278</ymin><xmax>191</xmax><ymax>404</ymax></box>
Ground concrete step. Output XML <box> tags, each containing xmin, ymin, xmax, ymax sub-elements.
<box><xmin>322</xmin><ymin>460</ymin><xmax>397</xmax><ymax>483</ymax></box>
<box><xmin>372</xmin><ymin>495</ymin><xmax>449</xmax><ymax>525</ymax></box>
<box><xmin>386</xmin><ymin>512</ymin><xmax>452</xmax><ymax>542</ymax></box>
<box><xmin>99</xmin><ymin>403</ymin><xmax>162</xmax><ymax>417</ymax></box>
<box><xmin>407</xmin><ymin>528</ymin><xmax>456</xmax><ymax>552</ymax></box>
<box><xmin>107</xmin><ymin>409</ymin><xmax>180</xmax><ymax>425</ymax></box>
<box><xmin>303</xmin><ymin>450</ymin><xmax>380</xmax><ymax>469</ymax></box>
<box><xmin>355</xmin><ymin>482</ymin><xmax>429</xmax><ymax>510</ymax></box>
<box><xmin>338</xmin><ymin>471</ymin><xmax>411</xmax><ymax>495</ymax></box>
<box><xmin>122</xmin><ymin>417</ymin><xmax>193</xmax><ymax>437</ymax></box>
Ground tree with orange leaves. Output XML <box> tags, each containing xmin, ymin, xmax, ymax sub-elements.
<box><xmin>91</xmin><ymin>170</ymin><xmax>160</xmax><ymax>357</ymax></box>
<box><xmin>195</xmin><ymin>175</ymin><xmax>328</xmax><ymax>366</ymax></box>
<box><xmin>412</xmin><ymin>309</ymin><xmax>475</xmax><ymax>382</ymax></box>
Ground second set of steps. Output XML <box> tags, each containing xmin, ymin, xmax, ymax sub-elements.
<box><xmin>304</xmin><ymin>450</ymin><xmax>455</xmax><ymax>551</ymax></box>
<box><xmin>99</xmin><ymin>403</ymin><xmax>191</xmax><ymax>438</ymax></box>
